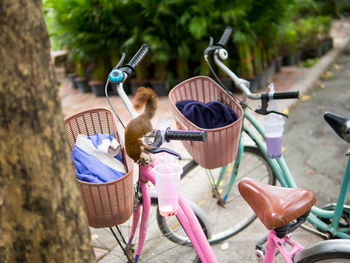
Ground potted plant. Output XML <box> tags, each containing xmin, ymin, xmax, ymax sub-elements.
<box><xmin>231</xmin><ymin>29</ymin><xmax>262</xmax><ymax>91</ymax></box>
<box><xmin>88</xmin><ymin>61</ymin><xmax>109</xmax><ymax>97</ymax></box>
<box><xmin>318</xmin><ymin>16</ymin><xmax>332</xmax><ymax>55</ymax></box>
<box><xmin>67</xmin><ymin>72</ymin><xmax>78</xmax><ymax>89</ymax></box>
<box><xmin>298</xmin><ymin>16</ymin><xmax>331</xmax><ymax>59</ymax></box>
<box><xmin>74</xmin><ymin>59</ymin><xmax>90</xmax><ymax>93</ymax></box>
<box><xmin>278</xmin><ymin>22</ymin><xmax>301</xmax><ymax>66</ymax></box>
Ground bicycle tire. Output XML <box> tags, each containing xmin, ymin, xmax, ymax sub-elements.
<box><xmin>158</xmin><ymin>145</ymin><xmax>276</xmax><ymax>245</ymax></box>
<box><xmin>294</xmin><ymin>239</ymin><xmax>350</xmax><ymax>262</ymax></box>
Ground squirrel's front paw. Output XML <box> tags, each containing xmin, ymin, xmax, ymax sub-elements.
<box><xmin>137</xmin><ymin>152</ymin><xmax>152</xmax><ymax>166</ymax></box>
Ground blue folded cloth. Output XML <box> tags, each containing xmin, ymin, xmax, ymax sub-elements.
<box><xmin>72</xmin><ymin>133</ymin><xmax>126</xmax><ymax>183</ymax></box>
<box><xmin>176</xmin><ymin>100</ymin><xmax>238</xmax><ymax>129</ymax></box>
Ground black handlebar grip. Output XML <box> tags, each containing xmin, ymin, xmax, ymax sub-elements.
<box><xmin>165</xmin><ymin>129</ymin><xmax>207</xmax><ymax>143</ymax></box>
<box><xmin>217</xmin><ymin>26</ymin><xmax>233</xmax><ymax>47</ymax></box>
<box><xmin>272</xmin><ymin>91</ymin><xmax>299</xmax><ymax>100</ymax></box>
<box><xmin>126</xmin><ymin>43</ymin><xmax>150</xmax><ymax>69</ymax></box>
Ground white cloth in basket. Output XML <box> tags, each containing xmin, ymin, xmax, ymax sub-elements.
<box><xmin>72</xmin><ymin>133</ymin><xmax>126</xmax><ymax>183</ymax></box>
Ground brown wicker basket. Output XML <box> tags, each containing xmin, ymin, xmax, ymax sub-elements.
<box><xmin>169</xmin><ymin>76</ymin><xmax>243</xmax><ymax>169</ymax></box>
<box><xmin>65</xmin><ymin>108</ymin><xmax>134</xmax><ymax>228</ymax></box>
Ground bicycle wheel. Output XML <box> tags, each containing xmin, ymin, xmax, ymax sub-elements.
<box><xmin>294</xmin><ymin>239</ymin><xmax>350</xmax><ymax>262</ymax></box>
<box><xmin>158</xmin><ymin>145</ymin><xmax>276</xmax><ymax>245</ymax></box>
<box><xmin>90</xmin><ymin>191</ymin><xmax>211</xmax><ymax>262</ymax></box>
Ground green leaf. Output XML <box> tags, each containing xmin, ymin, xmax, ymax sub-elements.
<box><xmin>189</xmin><ymin>16</ymin><xmax>207</xmax><ymax>39</ymax></box>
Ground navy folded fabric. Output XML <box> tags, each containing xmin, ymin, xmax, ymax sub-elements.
<box><xmin>176</xmin><ymin>100</ymin><xmax>238</xmax><ymax>129</ymax></box>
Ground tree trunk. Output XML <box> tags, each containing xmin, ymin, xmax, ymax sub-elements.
<box><xmin>0</xmin><ymin>1</ymin><xmax>96</xmax><ymax>262</ymax></box>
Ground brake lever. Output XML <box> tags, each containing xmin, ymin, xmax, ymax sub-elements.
<box><xmin>145</xmin><ymin>147</ymin><xmax>182</xmax><ymax>160</ymax></box>
<box><xmin>255</xmin><ymin>109</ymin><xmax>288</xmax><ymax>118</ymax></box>
<box><xmin>144</xmin><ymin>130</ymin><xmax>182</xmax><ymax>159</ymax></box>
<box><xmin>255</xmin><ymin>94</ymin><xmax>288</xmax><ymax>118</ymax></box>
<box><xmin>109</xmin><ymin>53</ymin><xmax>127</xmax><ymax>83</ymax></box>
<box><xmin>204</xmin><ymin>37</ymin><xmax>222</xmax><ymax>57</ymax></box>
<box><xmin>115</xmin><ymin>53</ymin><xmax>126</xmax><ymax>68</ymax></box>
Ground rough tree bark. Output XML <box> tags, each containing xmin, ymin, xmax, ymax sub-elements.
<box><xmin>0</xmin><ymin>1</ymin><xmax>96</xmax><ymax>262</ymax></box>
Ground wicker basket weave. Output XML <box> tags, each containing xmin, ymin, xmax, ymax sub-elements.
<box><xmin>169</xmin><ymin>76</ymin><xmax>243</xmax><ymax>169</ymax></box>
<box><xmin>65</xmin><ymin>108</ymin><xmax>134</xmax><ymax>228</ymax></box>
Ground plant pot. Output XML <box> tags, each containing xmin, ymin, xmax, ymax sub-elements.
<box><xmin>245</xmin><ymin>74</ymin><xmax>262</xmax><ymax>93</ymax></box>
<box><xmin>274</xmin><ymin>56</ymin><xmax>283</xmax><ymax>73</ymax></box>
<box><xmin>130</xmin><ymin>80</ymin><xmax>168</xmax><ymax>97</ymax></box>
<box><xmin>104</xmin><ymin>81</ymin><xmax>130</xmax><ymax>97</ymax></box>
<box><xmin>150</xmin><ymin>80</ymin><xmax>168</xmax><ymax>97</ymax></box>
<box><xmin>283</xmin><ymin>54</ymin><xmax>295</xmax><ymax>66</ymax></box>
<box><xmin>67</xmin><ymin>73</ymin><xmax>78</xmax><ymax>89</ymax></box>
<box><xmin>123</xmin><ymin>80</ymin><xmax>132</xmax><ymax>95</ymax></box>
<box><xmin>130</xmin><ymin>79</ymin><xmax>150</xmax><ymax>95</ymax></box>
<box><xmin>283</xmin><ymin>51</ymin><xmax>302</xmax><ymax>66</ymax></box>
<box><xmin>218</xmin><ymin>78</ymin><xmax>235</xmax><ymax>93</ymax></box>
<box><xmin>326</xmin><ymin>37</ymin><xmax>333</xmax><ymax>51</ymax></box>
<box><xmin>315</xmin><ymin>45</ymin><xmax>324</xmax><ymax>58</ymax></box>
<box><xmin>265</xmin><ymin>61</ymin><xmax>276</xmax><ymax>86</ymax></box>
<box><xmin>75</xmin><ymin>77</ymin><xmax>91</xmax><ymax>93</ymax></box>
<box><xmin>321</xmin><ymin>37</ymin><xmax>333</xmax><ymax>55</ymax></box>
<box><xmin>303</xmin><ymin>45</ymin><xmax>323</xmax><ymax>59</ymax></box>
<box><xmin>252</xmin><ymin>63</ymin><xmax>275</xmax><ymax>92</ymax></box>
<box><xmin>89</xmin><ymin>80</ymin><xmax>106</xmax><ymax>97</ymax></box>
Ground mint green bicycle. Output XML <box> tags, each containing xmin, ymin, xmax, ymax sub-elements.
<box><xmin>157</xmin><ymin>27</ymin><xmax>350</xmax><ymax>246</ymax></box>
<box><xmin>208</xmin><ymin>27</ymin><xmax>350</xmax><ymax>240</ymax></box>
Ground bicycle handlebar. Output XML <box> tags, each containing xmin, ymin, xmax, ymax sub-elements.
<box><xmin>254</xmin><ymin>91</ymin><xmax>299</xmax><ymax>117</ymax></box>
<box><xmin>204</xmin><ymin>27</ymin><xmax>300</xmax><ymax>117</ymax></box>
<box><xmin>212</xmin><ymin>50</ymin><xmax>299</xmax><ymax>103</ymax></box>
<box><xmin>146</xmin><ymin>128</ymin><xmax>207</xmax><ymax>158</ymax></box>
<box><xmin>204</xmin><ymin>27</ymin><xmax>233</xmax><ymax>57</ymax></box>
<box><xmin>164</xmin><ymin>128</ymin><xmax>207</xmax><ymax>143</ymax></box>
<box><xmin>271</xmin><ymin>91</ymin><xmax>299</xmax><ymax>100</ymax></box>
<box><xmin>109</xmin><ymin>43</ymin><xmax>150</xmax><ymax>83</ymax></box>
<box><xmin>217</xmin><ymin>26</ymin><xmax>233</xmax><ymax>47</ymax></box>
<box><xmin>126</xmin><ymin>43</ymin><xmax>150</xmax><ymax>70</ymax></box>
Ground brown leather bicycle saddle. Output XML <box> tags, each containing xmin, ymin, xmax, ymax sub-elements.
<box><xmin>238</xmin><ymin>178</ymin><xmax>316</xmax><ymax>230</ymax></box>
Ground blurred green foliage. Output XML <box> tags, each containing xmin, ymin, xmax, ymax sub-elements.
<box><xmin>44</xmin><ymin>0</ymin><xmax>338</xmax><ymax>84</ymax></box>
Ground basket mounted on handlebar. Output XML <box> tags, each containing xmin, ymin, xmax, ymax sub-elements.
<box><xmin>64</xmin><ymin>108</ymin><xmax>134</xmax><ymax>228</ymax></box>
<box><xmin>169</xmin><ymin>76</ymin><xmax>243</xmax><ymax>169</ymax></box>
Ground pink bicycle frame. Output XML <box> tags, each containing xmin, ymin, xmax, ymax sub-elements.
<box><xmin>127</xmin><ymin>164</ymin><xmax>218</xmax><ymax>263</ymax></box>
<box><xmin>263</xmin><ymin>230</ymin><xmax>304</xmax><ymax>263</ymax></box>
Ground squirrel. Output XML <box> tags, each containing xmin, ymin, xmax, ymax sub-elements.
<box><xmin>124</xmin><ymin>87</ymin><xmax>158</xmax><ymax>165</ymax></box>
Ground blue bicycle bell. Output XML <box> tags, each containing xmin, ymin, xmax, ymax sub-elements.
<box><xmin>109</xmin><ymin>69</ymin><xmax>124</xmax><ymax>83</ymax></box>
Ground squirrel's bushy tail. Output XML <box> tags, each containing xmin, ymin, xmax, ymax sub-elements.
<box><xmin>133</xmin><ymin>87</ymin><xmax>158</xmax><ymax>119</ymax></box>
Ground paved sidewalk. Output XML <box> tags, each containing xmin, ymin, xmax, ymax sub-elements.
<box><xmin>59</xmin><ymin>18</ymin><xmax>350</xmax><ymax>262</ymax></box>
